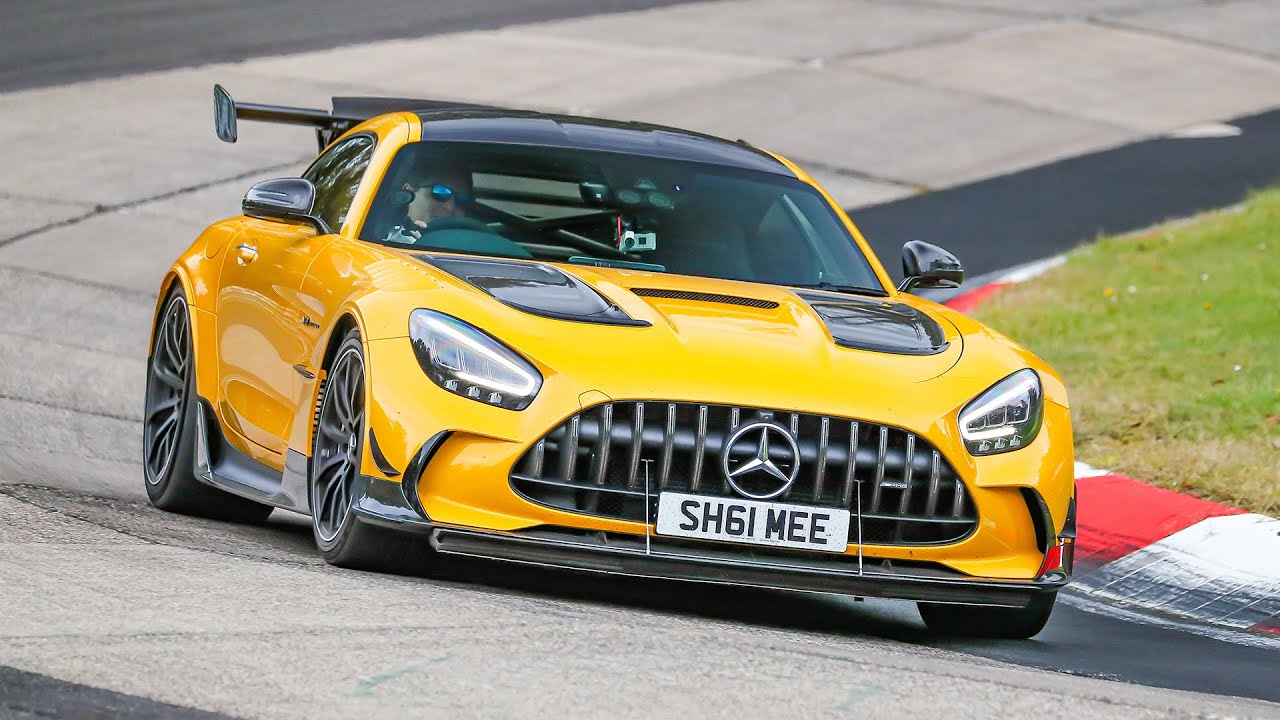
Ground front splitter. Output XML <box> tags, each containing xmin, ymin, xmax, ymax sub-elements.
<box><xmin>430</xmin><ymin>526</ymin><xmax>1065</xmax><ymax>607</ymax></box>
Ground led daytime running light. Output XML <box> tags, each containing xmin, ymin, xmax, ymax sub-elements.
<box><xmin>412</xmin><ymin>313</ymin><xmax>537</xmax><ymax>397</ymax></box>
<box><xmin>409</xmin><ymin>309</ymin><xmax>542</xmax><ymax>410</ymax></box>
<box><xmin>958</xmin><ymin>369</ymin><xmax>1043</xmax><ymax>456</ymax></box>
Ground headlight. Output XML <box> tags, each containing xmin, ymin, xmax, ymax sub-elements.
<box><xmin>958</xmin><ymin>369</ymin><xmax>1043</xmax><ymax>456</ymax></box>
<box><xmin>409</xmin><ymin>309</ymin><xmax>542</xmax><ymax>410</ymax></box>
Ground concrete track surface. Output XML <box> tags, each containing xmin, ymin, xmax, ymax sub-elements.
<box><xmin>2</xmin><ymin>1</ymin><xmax>1280</xmax><ymax>717</ymax></box>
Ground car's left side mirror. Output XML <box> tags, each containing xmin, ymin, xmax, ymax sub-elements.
<box><xmin>242</xmin><ymin>178</ymin><xmax>332</xmax><ymax>235</ymax></box>
<box><xmin>899</xmin><ymin>240</ymin><xmax>964</xmax><ymax>293</ymax></box>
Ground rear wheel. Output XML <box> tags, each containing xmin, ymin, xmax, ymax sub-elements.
<box><xmin>309</xmin><ymin>329</ymin><xmax>428</xmax><ymax>574</ymax></box>
<box><xmin>142</xmin><ymin>288</ymin><xmax>273</xmax><ymax>523</ymax></box>
<box><xmin>917</xmin><ymin>592</ymin><xmax>1057</xmax><ymax>639</ymax></box>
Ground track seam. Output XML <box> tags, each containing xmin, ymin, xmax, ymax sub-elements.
<box><xmin>0</xmin><ymin>328</ymin><xmax>144</xmax><ymax>361</ymax></box>
<box><xmin>0</xmin><ymin>264</ymin><xmax>156</xmax><ymax>301</ymax></box>
<box><xmin>0</xmin><ymin>392</ymin><xmax>141</xmax><ymax>423</ymax></box>
<box><xmin>855</xmin><ymin>0</ymin><xmax>1058</xmax><ymax>20</ymax></box>
<box><xmin>0</xmin><ymin>621</ymin><xmax>527</xmax><ymax>645</ymax></box>
<box><xmin>847</xmin><ymin>61</ymin><xmax>1139</xmax><ymax>135</ymax></box>
<box><xmin>0</xmin><ymin>157</ymin><xmax>309</xmax><ymax>250</ymax></box>
<box><xmin>783</xmin><ymin>156</ymin><xmax>926</xmax><ymax>194</ymax></box>
<box><xmin>1087</xmin><ymin>16</ymin><xmax>1280</xmax><ymax>64</ymax></box>
<box><xmin>0</xmin><ymin>485</ymin><xmax>321</xmax><ymax>571</ymax></box>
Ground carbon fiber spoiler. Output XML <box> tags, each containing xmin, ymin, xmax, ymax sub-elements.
<box><xmin>213</xmin><ymin>84</ymin><xmax>509</xmax><ymax>151</ymax></box>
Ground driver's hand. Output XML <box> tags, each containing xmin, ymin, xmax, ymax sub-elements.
<box><xmin>387</xmin><ymin>226</ymin><xmax>421</xmax><ymax>244</ymax></box>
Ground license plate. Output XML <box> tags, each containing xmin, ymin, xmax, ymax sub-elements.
<box><xmin>655</xmin><ymin>492</ymin><xmax>850</xmax><ymax>553</ymax></box>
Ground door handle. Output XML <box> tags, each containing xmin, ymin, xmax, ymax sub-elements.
<box><xmin>235</xmin><ymin>243</ymin><xmax>258</xmax><ymax>265</ymax></box>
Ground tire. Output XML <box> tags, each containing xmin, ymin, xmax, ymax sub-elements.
<box><xmin>142</xmin><ymin>288</ymin><xmax>274</xmax><ymax>523</ymax></box>
<box><xmin>309</xmin><ymin>328</ymin><xmax>429</xmax><ymax>574</ymax></box>
<box><xmin>917</xmin><ymin>592</ymin><xmax>1057</xmax><ymax>639</ymax></box>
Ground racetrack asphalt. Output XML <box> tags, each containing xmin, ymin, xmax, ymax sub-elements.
<box><xmin>852</xmin><ymin>108</ymin><xmax>1280</xmax><ymax>281</ymax></box>
<box><xmin>0</xmin><ymin>0</ymin><xmax>698</xmax><ymax>93</ymax></box>
<box><xmin>3</xmin><ymin>3</ymin><xmax>1280</xmax><ymax>717</ymax></box>
<box><xmin>2</xmin><ymin>477</ymin><xmax>1279</xmax><ymax>718</ymax></box>
<box><xmin>0</xmin><ymin>665</ymin><xmax>235</xmax><ymax>720</ymax></box>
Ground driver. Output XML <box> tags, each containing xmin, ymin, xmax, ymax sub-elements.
<box><xmin>387</xmin><ymin>164</ymin><xmax>475</xmax><ymax>241</ymax></box>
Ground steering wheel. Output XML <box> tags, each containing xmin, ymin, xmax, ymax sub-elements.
<box><xmin>421</xmin><ymin>216</ymin><xmax>496</xmax><ymax>234</ymax></box>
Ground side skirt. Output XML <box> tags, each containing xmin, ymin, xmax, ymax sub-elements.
<box><xmin>192</xmin><ymin>397</ymin><xmax>308</xmax><ymax>513</ymax></box>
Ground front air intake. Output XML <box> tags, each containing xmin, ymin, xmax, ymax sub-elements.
<box><xmin>630</xmin><ymin>288</ymin><xmax>780</xmax><ymax>309</ymax></box>
<box><xmin>510</xmin><ymin>402</ymin><xmax>978</xmax><ymax>546</ymax></box>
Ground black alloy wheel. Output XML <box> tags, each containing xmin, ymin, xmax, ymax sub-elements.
<box><xmin>143</xmin><ymin>293</ymin><xmax>191</xmax><ymax>485</ymax></box>
<box><xmin>142</xmin><ymin>288</ymin><xmax>273</xmax><ymax>522</ymax></box>
<box><xmin>309</xmin><ymin>329</ymin><xmax>429</xmax><ymax>572</ymax></box>
<box><xmin>311</xmin><ymin>341</ymin><xmax>365</xmax><ymax>546</ymax></box>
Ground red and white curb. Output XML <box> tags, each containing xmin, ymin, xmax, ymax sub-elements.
<box><xmin>1071</xmin><ymin>463</ymin><xmax>1279</xmax><ymax>637</ymax></box>
<box><xmin>945</xmin><ymin>261</ymin><xmax>1280</xmax><ymax>639</ymax></box>
<box><xmin>944</xmin><ymin>254</ymin><xmax>1066</xmax><ymax>313</ymax></box>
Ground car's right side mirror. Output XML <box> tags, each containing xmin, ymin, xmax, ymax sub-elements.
<box><xmin>899</xmin><ymin>240</ymin><xmax>964</xmax><ymax>293</ymax></box>
<box><xmin>242</xmin><ymin>177</ymin><xmax>331</xmax><ymax>234</ymax></box>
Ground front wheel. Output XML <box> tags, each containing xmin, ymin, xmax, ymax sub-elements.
<box><xmin>917</xmin><ymin>592</ymin><xmax>1056</xmax><ymax>639</ymax></box>
<box><xmin>309</xmin><ymin>329</ymin><xmax>429</xmax><ymax>574</ymax></box>
<box><xmin>143</xmin><ymin>288</ymin><xmax>273</xmax><ymax>523</ymax></box>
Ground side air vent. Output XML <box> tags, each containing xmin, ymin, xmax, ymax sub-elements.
<box><xmin>631</xmin><ymin>288</ymin><xmax>780</xmax><ymax>309</ymax></box>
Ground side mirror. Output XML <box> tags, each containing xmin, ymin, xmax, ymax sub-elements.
<box><xmin>213</xmin><ymin>84</ymin><xmax>238</xmax><ymax>143</ymax></box>
<box><xmin>899</xmin><ymin>240</ymin><xmax>964</xmax><ymax>292</ymax></box>
<box><xmin>242</xmin><ymin>178</ymin><xmax>331</xmax><ymax>234</ymax></box>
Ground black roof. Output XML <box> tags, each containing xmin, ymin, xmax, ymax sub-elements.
<box><xmin>420</xmin><ymin>110</ymin><xmax>793</xmax><ymax>176</ymax></box>
<box><xmin>327</xmin><ymin>97</ymin><xmax>793</xmax><ymax>176</ymax></box>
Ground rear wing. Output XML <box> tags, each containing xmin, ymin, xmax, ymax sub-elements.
<box><xmin>213</xmin><ymin>84</ymin><xmax>510</xmax><ymax>151</ymax></box>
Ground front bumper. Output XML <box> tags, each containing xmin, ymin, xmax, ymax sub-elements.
<box><xmin>430</xmin><ymin>526</ymin><xmax>1067</xmax><ymax>607</ymax></box>
<box><xmin>352</xmin><ymin>475</ymin><xmax>1067</xmax><ymax>607</ymax></box>
<box><xmin>359</xmin><ymin>337</ymin><xmax>1077</xmax><ymax>591</ymax></box>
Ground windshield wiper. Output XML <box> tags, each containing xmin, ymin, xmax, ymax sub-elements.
<box><xmin>567</xmin><ymin>256</ymin><xmax>667</xmax><ymax>272</ymax></box>
<box><xmin>791</xmin><ymin>281</ymin><xmax>889</xmax><ymax>297</ymax></box>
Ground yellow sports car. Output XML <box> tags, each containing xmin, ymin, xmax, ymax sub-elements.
<box><xmin>144</xmin><ymin>85</ymin><xmax>1075</xmax><ymax>639</ymax></box>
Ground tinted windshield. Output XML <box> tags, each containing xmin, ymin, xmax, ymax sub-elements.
<box><xmin>360</xmin><ymin>141</ymin><xmax>884</xmax><ymax>292</ymax></box>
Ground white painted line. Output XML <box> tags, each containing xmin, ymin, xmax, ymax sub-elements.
<box><xmin>1074</xmin><ymin>514</ymin><xmax>1280</xmax><ymax>630</ymax></box>
<box><xmin>1073</xmin><ymin>461</ymin><xmax>1111</xmax><ymax>479</ymax></box>
<box><xmin>997</xmin><ymin>254</ymin><xmax>1066</xmax><ymax>283</ymax></box>
<box><xmin>1166</xmin><ymin>123</ymin><xmax>1242</xmax><ymax>139</ymax></box>
<box><xmin>1059</xmin><ymin>590</ymin><xmax>1280</xmax><ymax>651</ymax></box>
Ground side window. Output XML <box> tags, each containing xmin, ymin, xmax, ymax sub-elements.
<box><xmin>303</xmin><ymin>135</ymin><xmax>376</xmax><ymax>233</ymax></box>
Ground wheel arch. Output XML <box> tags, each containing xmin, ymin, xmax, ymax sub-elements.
<box><xmin>151</xmin><ymin>270</ymin><xmax>190</xmax><ymax>355</ymax></box>
<box><xmin>289</xmin><ymin>307</ymin><xmax>369</xmax><ymax>456</ymax></box>
<box><xmin>321</xmin><ymin>312</ymin><xmax>363</xmax><ymax>373</ymax></box>
<box><xmin>152</xmin><ymin>267</ymin><xmax>224</xmax><ymax>404</ymax></box>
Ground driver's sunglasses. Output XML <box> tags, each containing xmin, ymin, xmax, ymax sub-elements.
<box><xmin>429</xmin><ymin>184</ymin><xmax>473</xmax><ymax>205</ymax></box>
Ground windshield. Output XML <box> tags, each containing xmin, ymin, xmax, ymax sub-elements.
<box><xmin>359</xmin><ymin>141</ymin><xmax>884</xmax><ymax>293</ymax></box>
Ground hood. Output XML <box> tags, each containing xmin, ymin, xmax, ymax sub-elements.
<box><xmin>416</xmin><ymin>253</ymin><xmax>649</xmax><ymax>327</ymax></box>
<box><xmin>417</xmin><ymin>253</ymin><xmax>951</xmax><ymax>356</ymax></box>
<box><xmin>383</xmin><ymin>250</ymin><xmax>1072</xmax><ymax>425</ymax></box>
<box><xmin>794</xmin><ymin>291</ymin><xmax>950</xmax><ymax>356</ymax></box>
<box><xmin>398</xmin><ymin>252</ymin><xmax>972</xmax><ymax>405</ymax></box>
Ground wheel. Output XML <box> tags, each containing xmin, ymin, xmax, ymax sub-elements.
<box><xmin>309</xmin><ymin>329</ymin><xmax>428</xmax><ymax>573</ymax></box>
<box><xmin>917</xmin><ymin>592</ymin><xmax>1057</xmax><ymax>639</ymax></box>
<box><xmin>142</xmin><ymin>288</ymin><xmax>273</xmax><ymax>523</ymax></box>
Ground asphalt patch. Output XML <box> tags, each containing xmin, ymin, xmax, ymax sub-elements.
<box><xmin>851</xmin><ymin>109</ymin><xmax>1280</xmax><ymax>281</ymax></box>
<box><xmin>0</xmin><ymin>665</ymin><xmax>236</xmax><ymax>720</ymax></box>
<box><xmin>0</xmin><ymin>0</ymin><xmax>701</xmax><ymax>92</ymax></box>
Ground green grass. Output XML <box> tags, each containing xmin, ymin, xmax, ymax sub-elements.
<box><xmin>974</xmin><ymin>188</ymin><xmax>1280</xmax><ymax>515</ymax></box>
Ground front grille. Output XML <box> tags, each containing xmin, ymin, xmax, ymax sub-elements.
<box><xmin>510</xmin><ymin>402</ymin><xmax>977</xmax><ymax>546</ymax></box>
<box><xmin>630</xmin><ymin>288</ymin><xmax>780</xmax><ymax>309</ymax></box>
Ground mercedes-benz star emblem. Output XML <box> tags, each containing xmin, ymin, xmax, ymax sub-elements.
<box><xmin>722</xmin><ymin>421</ymin><xmax>800</xmax><ymax>500</ymax></box>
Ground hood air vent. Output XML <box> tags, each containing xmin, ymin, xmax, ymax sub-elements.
<box><xmin>631</xmin><ymin>288</ymin><xmax>779</xmax><ymax>309</ymax></box>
